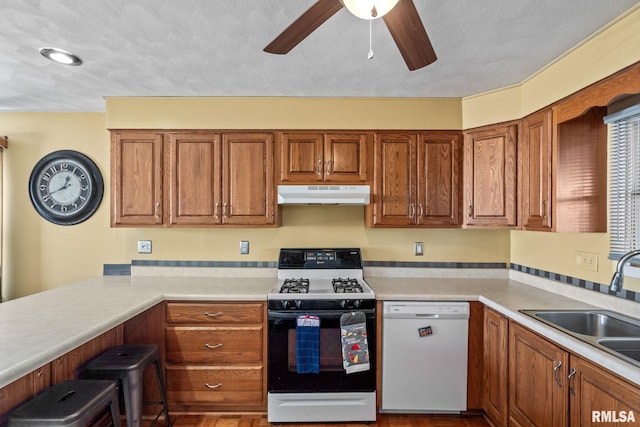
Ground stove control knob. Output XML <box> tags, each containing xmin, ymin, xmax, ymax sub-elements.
<box><xmin>340</xmin><ymin>300</ymin><xmax>347</xmax><ymax>309</ymax></box>
<box><xmin>295</xmin><ymin>300</ymin><xmax>303</xmax><ymax>309</ymax></box>
<box><xmin>281</xmin><ymin>300</ymin><xmax>290</xmax><ymax>310</ymax></box>
<box><xmin>353</xmin><ymin>299</ymin><xmax>362</xmax><ymax>308</ymax></box>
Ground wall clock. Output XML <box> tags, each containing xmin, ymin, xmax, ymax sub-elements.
<box><xmin>29</xmin><ymin>150</ymin><xmax>104</xmax><ymax>225</ymax></box>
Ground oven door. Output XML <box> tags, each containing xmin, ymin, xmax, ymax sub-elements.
<box><xmin>267</xmin><ymin>309</ymin><xmax>376</xmax><ymax>393</ymax></box>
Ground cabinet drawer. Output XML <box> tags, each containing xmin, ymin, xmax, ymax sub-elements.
<box><xmin>166</xmin><ymin>302</ymin><xmax>263</xmax><ymax>324</ymax></box>
<box><xmin>166</xmin><ymin>365</ymin><xmax>263</xmax><ymax>405</ymax></box>
<box><xmin>166</xmin><ymin>326</ymin><xmax>263</xmax><ymax>364</ymax></box>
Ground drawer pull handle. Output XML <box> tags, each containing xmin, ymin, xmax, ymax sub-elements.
<box><xmin>204</xmin><ymin>343</ymin><xmax>223</xmax><ymax>349</ymax></box>
<box><xmin>204</xmin><ymin>312</ymin><xmax>223</xmax><ymax>317</ymax></box>
<box><xmin>205</xmin><ymin>382</ymin><xmax>222</xmax><ymax>389</ymax></box>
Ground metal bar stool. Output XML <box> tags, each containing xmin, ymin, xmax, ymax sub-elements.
<box><xmin>82</xmin><ymin>345</ymin><xmax>171</xmax><ymax>427</ymax></box>
<box><xmin>8</xmin><ymin>379</ymin><xmax>121</xmax><ymax>427</ymax></box>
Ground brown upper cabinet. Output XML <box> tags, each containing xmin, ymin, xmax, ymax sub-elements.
<box><xmin>111</xmin><ymin>131</ymin><xmax>164</xmax><ymax>226</ymax></box>
<box><xmin>278</xmin><ymin>132</ymin><xmax>370</xmax><ymax>183</ymax></box>
<box><xmin>463</xmin><ymin>123</ymin><xmax>518</xmax><ymax>228</ymax></box>
<box><xmin>367</xmin><ymin>131</ymin><xmax>462</xmax><ymax>227</ymax></box>
<box><xmin>522</xmin><ymin>61</ymin><xmax>640</xmax><ymax>233</ymax></box>
<box><xmin>521</xmin><ymin>109</ymin><xmax>553</xmax><ymax>231</ymax></box>
<box><xmin>111</xmin><ymin>130</ymin><xmax>277</xmax><ymax>227</ymax></box>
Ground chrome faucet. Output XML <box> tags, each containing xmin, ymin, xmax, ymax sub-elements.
<box><xmin>610</xmin><ymin>249</ymin><xmax>640</xmax><ymax>292</ymax></box>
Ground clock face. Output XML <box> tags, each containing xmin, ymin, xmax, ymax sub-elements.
<box><xmin>29</xmin><ymin>150</ymin><xmax>104</xmax><ymax>225</ymax></box>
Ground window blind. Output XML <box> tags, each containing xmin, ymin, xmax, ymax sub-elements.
<box><xmin>605</xmin><ymin>104</ymin><xmax>640</xmax><ymax>260</ymax></box>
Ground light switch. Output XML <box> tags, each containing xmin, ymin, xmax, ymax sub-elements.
<box><xmin>138</xmin><ymin>240</ymin><xmax>152</xmax><ymax>254</ymax></box>
<box><xmin>240</xmin><ymin>240</ymin><xmax>250</xmax><ymax>255</ymax></box>
<box><xmin>414</xmin><ymin>242</ymin><xmax>424</xmax><ymax>256</ymax></box>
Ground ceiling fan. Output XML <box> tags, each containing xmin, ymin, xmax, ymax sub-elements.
<box><xmin>263</xmin><ymin>0</ymin><xmax>437</xmax><ymax>71</ymax></box>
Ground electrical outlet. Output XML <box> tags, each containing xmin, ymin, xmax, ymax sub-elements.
<box><xmin>240</xmin><ymin>240</ymin><xmax>250</xmax><ymax>255</ymax></box>
<box><xmin>576</xmin><ymin>251</ymin><xmax>598</xmax><ymax>272</ymax></box>
<box><xmin>138</xmin><ymin>240</ymin><xmax>152</xmax><ymax>254</ymax></box>
<box><xmin>414</xmin><ymin>242</ymin><xmax>424</xmax><ymax>256</ymax></box>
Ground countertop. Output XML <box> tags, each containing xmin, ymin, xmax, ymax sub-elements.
<box><xmin>1</xmin><ymin>270</ymin><xmax>639</xmax><ymax>390</ymax></box>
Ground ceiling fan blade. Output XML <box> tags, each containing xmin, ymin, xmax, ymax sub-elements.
<box><xmin>382</xmin><ymin>0</ymin><xmax>437</xmax><ymax>71</ymax></box>
<box><xmin>264</xmin><ymin>0</ymin><xmax>344</xmax><ymax>54</ymax></box>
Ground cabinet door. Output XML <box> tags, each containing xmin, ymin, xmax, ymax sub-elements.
<box><xmin>463</xmin><ymin>124</ymin><xmax>517</xmax><ymax>228</ymax></box>
<box><xmin>482</xmin><ymin>307</ymin><xmax>509</xmax><ymax>427</ymax></box>
<box><xmin>111</xmin><ymin>131</ymin><xmax>164</xmax><ymax>226</ymax></box>
<box><xmin>370</xmin><ymin>132</ymin><xmax>416</xmax><ymax>226</ymax></box>
<box><xmin>324</xmin><ymin>132</ymin><xmax>369</xmax><ymax>182</ymax></box>
<box><xmin>522</xmin><ymin>109</ymin><xmax>552</xmax><ymax>231</ymax></box>
<box><xmin>0</xmin><ymin>364</ymin><xmax>50</xmax><ymax>424</ymax></box>
<box><xmin>569</xmin><ymin>356</ymin><xmax>640</xmax><ymax>426</ymax></box>
<box><xmin>279</xmin><ymin>132</ymin><xmax>324</xmax><ymax>182</ymax></box>
<box><xmin>168</xmin><ymin>132</ymin><xmax>221</xmax><ymax>225</ymax></box>
<box><xmin>416</xmin><ymin>131</ymin><xmax>462</xmax><ymax>226</ymax></box>
<box><xmin>51</xmin><ymin>326</ymin><xmax>122</xmax><ymax>383</ymax></box>
<box><xmin>222</xmin><ymin>133</ymin><xmax>275</xmax><ymax>225</ymax></box>
<box><xmin>509</xmin><ymin>322</ymin><xmax>569</xmax><ymax>427</ymax></box>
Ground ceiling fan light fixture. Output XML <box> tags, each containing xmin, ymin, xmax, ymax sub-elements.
<box><xmin>342</xmin><ymin>0</ymin><xmax>400</xmax><ymax>20</ymax></box>
<box><xmin>39</xmin><ymin>47</ymin><xmax>83</xmax><ymax>66</ymax></box>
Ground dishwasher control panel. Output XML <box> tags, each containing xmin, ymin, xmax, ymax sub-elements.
<box><xmin>383</xmin><ymin>301</ymin><xmax>469</xmax><ymax>319</ymax></box>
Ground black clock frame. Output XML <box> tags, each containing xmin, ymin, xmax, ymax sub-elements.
<box><xmin>28</xmin><ymin>150</ymin><xmax>104</xmax><ymax>225</ymax></box>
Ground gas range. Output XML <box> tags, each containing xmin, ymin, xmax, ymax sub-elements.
<box><xmin>268</xmin><ymin>248</ymin><xmax>375</xmax><ymax>311</ymax></box>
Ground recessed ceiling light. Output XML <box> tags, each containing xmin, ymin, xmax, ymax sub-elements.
<box><xmin>39</xmin><ymin>47</ymin><xmax>83</xmax><ymax>66</ymax></box>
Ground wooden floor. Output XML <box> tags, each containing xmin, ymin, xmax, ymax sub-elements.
<box><xmin>146</xmin><ymin>414</ymin><xmax>491</xmax><ymax>427</ymax></box>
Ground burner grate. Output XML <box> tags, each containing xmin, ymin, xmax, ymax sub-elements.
<box><xmin>332</xmin><ymin>278</ymin><xmax>363</xmax><ymax>293</ymax></box>
<box><xmin>280</xmin><ymin>278</ymin><xmax>310</xmax><ymax>294</ymax></box>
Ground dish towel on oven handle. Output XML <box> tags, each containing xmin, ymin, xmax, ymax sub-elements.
<box><xmin>296</xmin><ymin>314</ymin><xmax>320</xmax><ymax>374</ymax></box>
<box><xmin>340</xmin><ymin>311</ymin><xmax>370</xmax><ymax>374</ymax></box>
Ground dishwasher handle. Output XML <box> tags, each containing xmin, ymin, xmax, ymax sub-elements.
<box><xmin>384</xmin><ymin>312</ymin><xmax>469</xmax><ymax>320</ymax></box>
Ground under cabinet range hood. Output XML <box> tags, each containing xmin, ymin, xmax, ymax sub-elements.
<box><xmin>277</xmin><ymin>185</ymin><xmax>370</xmax><ymax>205</ymax></box>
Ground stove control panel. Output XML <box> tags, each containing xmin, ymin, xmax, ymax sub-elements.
<box><xmin>268</xmin><ymin>298</ymin><xmax>376</xmax><ymax>311</ymax></box>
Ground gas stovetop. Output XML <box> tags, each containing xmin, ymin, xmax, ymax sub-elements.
<box><xmin>268</xmin><ymin>248</ymin><xmax>375</xmax><ymax>310</ymax></box>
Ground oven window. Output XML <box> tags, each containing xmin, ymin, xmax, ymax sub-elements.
<box><xmin>287</xmin><ymin>328</ymin><xmax>343</xmax><ymax>372</ymax></box>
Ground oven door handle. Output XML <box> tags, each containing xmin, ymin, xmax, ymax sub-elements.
<box><xmin>268</xmin><ymin>309</ymin><xmax>375</xmax><ymax>320</ymax></box>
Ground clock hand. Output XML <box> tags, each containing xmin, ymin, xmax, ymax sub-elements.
<box><xmin>50</xmin><ymin>176</ymin><xmax>72</xmax><ymax>194</ymax></box>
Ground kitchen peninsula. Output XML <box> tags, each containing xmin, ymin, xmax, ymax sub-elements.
<box><xmin>1</xmin><ymin>268</ymin><xmax>639</xmax><ymax>423</ymax></box>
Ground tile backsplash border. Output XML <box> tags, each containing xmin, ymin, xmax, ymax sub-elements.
<box><xmin>102</xmin><ymin>260</ymin><xmax>638</xmax><ymax>303</ymax></box>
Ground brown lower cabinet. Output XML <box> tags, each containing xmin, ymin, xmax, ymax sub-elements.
<box><xmin>164</xmin><ymin>301</ymin><xmax>267</xmax><ymax>412</ymax></box>
<box><xmin>482</xmin><ymin>307</ymin><xmax>509</xmax><ymax>426</ymax></box>
<box><xmin>483</xmin><ymin>314</ymin><xmax>640</xmax><ymax>427</ymax></box>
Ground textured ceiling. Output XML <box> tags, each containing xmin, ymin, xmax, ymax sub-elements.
<box><xmin>0</xmin><ymin>0</ymin><xmax>638</xmax><ymax>112</ymax></box>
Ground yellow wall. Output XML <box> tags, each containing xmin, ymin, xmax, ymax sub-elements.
<box><xmin>2</xmin><ymin>5</ymin><xmax>640</xmax><ymax>300</ymax></box>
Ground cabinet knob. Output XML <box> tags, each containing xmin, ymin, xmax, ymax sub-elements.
<box><xmin>214</xmin><ymin>202</ymin><xmax>219</xmax><ymax>219</ymax></box>
<box><xmin>468</xmin><ymin>205</ymin><xmax>473</xmax><ymax>218</ymax></box>
<box><xmin>317</xmin><ymin>159</ymin><xmax>322</xmax><ymax>175</ymax></box>
<box><xmin>204</xmin><ymin>311</ymin><xmax>223</xmax><ymax>317</ymax></box>
<box><xmin>204</xmin><ymin>343</ymin><xmax>223</xmax><ymax>349</ymax></box>
<box><xmin>205</xmin><ymin>383</ymin><xmax>223</xmax><ymax>389</ymax></box>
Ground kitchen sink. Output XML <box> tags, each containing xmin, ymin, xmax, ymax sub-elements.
<box><xmin>520</xmin><ymin>309</ymin><xmax>640</xmax><ymax>368</ymax></box>
<box><xmin>598</xmin><ymin>338</ymin><xmax>640</xmax><ymax>364</ymax></box>
<box><xmin>530</xmin><ymin>310</ymin><xmax>640</xmax><ymax>337</ymax></box>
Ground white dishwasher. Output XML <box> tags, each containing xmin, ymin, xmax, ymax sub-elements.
<box><xmin>381</xmin><ymin>301</ymin><xmax>469</xmax><ymax>413</ymax></box>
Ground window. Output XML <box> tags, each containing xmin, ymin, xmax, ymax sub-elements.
<box><xmin>606</xmin><ymin>103</ymin><xmax>640</xmax><ymax>260</ymax></box>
